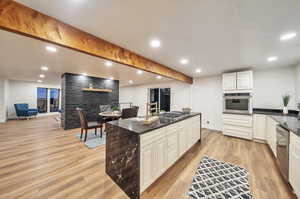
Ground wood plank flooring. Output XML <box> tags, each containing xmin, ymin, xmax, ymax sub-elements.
<box><xmin>0</xmin><ymin>116</ymin><xmax>296</xmax><ymax>199</ymax></box>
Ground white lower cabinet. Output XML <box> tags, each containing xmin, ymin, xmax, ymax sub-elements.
<box><xmin>140</xmin><ymin>115</ymin><xmax>200</xmax><ymax>193</ymax></box>
<box><xmin>178</xmin><ymin>127</ymin><xmax>187</xmax><ymax>156</ymax></box>
<box><xmin>140</xmin><ymin>144</ymin><xmax>155</xmax><ymax>190</ymax></box>
<box><xmin>222</xmin><ymin>114</ymin><xmax>253</xmax><ymax>140</ymax></box>
<box><xmin>253</xmin><ymin>114</ymin><xmax>266</xmax><ymax>140</ymax></box>
<box><xmin>166</xmin><ymin>129</ymin><xmax>178</xmax><ymax>167</ymax></box>
<box><xmin>289</xmin><ymin>132</ymin><xmax>300</xmax><ymax>198</ymax></box>
<box><xmin>266</xmin><ymin>116</ymin><xmax>278</xmax><ymax>157</ymax></box>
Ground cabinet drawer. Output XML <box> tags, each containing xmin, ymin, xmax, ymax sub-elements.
<box><xmin>140</xmin><ymin>128</ymin><xmax>165</xmax><ymax>146</ymax></box>
<box><xmin>223</xmin><ymin>114</ymin><xmax>253</xmax><ymax>127</ymax></box>
<box><xmin>223</xmin><ymin>125</ymin><xmax>253</xmax><ymax>140</ymax></box>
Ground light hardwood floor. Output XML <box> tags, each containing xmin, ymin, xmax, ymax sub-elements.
<box><xmin>0</xmin><ymin>116</ymin><xmax>296</xmax><ymax>199</ymax></box>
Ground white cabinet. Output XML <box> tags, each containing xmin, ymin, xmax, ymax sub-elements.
<box><xmin>253</xmin><ymin>114</ymin><xmax>266</xmax><ymax>140</ymax></box>
<box><xmin>152</xmin><ymin>138</ymin><xmax>166</xmax><ymax>179</ymax></box>
<box><xmin>222</xmin><ymin>72</ymin><xmax>236</xmax><ymax>91</ymax></box>
<box><xmin>222</xmin><ymin>71</ymin><xmax>253</xmax><ymax>91</ymax></box>
<box><xmin>289</xmin><ymin>132</ymin><xmax>300</xmax><ymax>198</ymax></box>
<box><xmin>166</xmin><ymin>128</ymin><xmax>178</xmax><ymax>167</ymax></box>
<box><xmin>222</xmin><ymin>114</ymin><xmax>253</xmax><ymax>140</ymax></box>
<box><xmin>237</xmin><ymin>71</ymin><xmax>253</xmax><ymax>90</ymax></box>
<box><xmin>140</xmin><ymin>115</ymin><xmax>200</xmax><ymax>193</ymax></box>
<box><xmin>266</xmin><ymin>116</ymin><xmax>278</xmax><ymax>157</ymax></box>
<box><xmin>140</xmin><ymin>144</ymin><xmax>155</xmax><ymax>190</ymax></box>
<box><xmin>178</xmin><ymin>127</ymin><xmax>187</xmax><ymax>156</ymax></box>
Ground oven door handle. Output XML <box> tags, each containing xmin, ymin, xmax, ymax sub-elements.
<box><xmin>223</xmin><ymin>96</ymin><xmax>251</xmax><ymax>99</ymax></box>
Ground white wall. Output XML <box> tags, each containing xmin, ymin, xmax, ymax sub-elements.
<box><xmin>253</xmin><ymin>66</ymin><xmax>296</xmax><ymax>109</ymax></box>
<box><xmin>8</xmin><ymin>80</ymin><xmax>61</xmax><ymax>119</ymax></box>
<box><xmin>0</xmin><ymin>78</ymin><xmax>9</xmax><ymax>123</ymax></box>
<box><xmin>191</xmin><ymin>76</ymin><xmax>223</xmax><ymax>131</ymax></box>
<box><xmin>120</xmin><ymin>81</ymin><xmax>192</xmax><ymax>116</ymax></box>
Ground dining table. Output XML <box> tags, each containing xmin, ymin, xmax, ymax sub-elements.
<box><xmin>99</xmin><ymin>111</ymin><xmax>122</xmax><ymax>120</ymax></box>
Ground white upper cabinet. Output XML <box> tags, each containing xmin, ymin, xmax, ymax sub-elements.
<box><xmin>222</xmin><ymin>72</ymin><xmax>237</xmax><ymax>91</ymax></box>
<box><xmin>222</xmin><ymin>70</ymin><xmax>253</xmax><ymax>91</ymax></box>
<box><xmin>237</xmin><ymin>71</ymin><xmax>253</xmax><ymax>90</ymax></box>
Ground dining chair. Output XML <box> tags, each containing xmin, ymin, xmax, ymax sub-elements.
<box><xmin>121</xmin><ymin>106</ymin><xmax>139</xmax><ymax>119</ymax></box>
<box><xmin>99</xmin><ymin>104</ymin><xmax>111</xmax><ymax>113</ymax></box>
<box><xmin>99</xmin><ymin>104</ymin><xmax>113</xmax><ymax>123</ymax></box>
<box><xmin>76</xmin><ymin>108</ymin><xmax>103</xmax><ymax>142</ymax></box>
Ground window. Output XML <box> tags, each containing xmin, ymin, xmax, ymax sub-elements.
<box><xmin>37</xmin><ymin>87</ymin><xmax>60</xmax><ymax>114</ymax></box>
<box><xmin>50</xmin><ymin>88</ymin><xmax>60</xmax><ymax>112</ymax></box>
<box><xmin>149</xmin><ymin>88</ymin><xmax>171</xmax><ymax>112</ymax></box>
<box><xmin>37</xmin><ymin>87</ymin><xmax>48</xmax><ymax>113</ymax></box>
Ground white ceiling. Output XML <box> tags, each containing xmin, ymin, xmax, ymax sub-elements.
<box><xmin>15</xmin><ymin>0</ymin><xmax>300</xmax><ymax>77</ymax></box>
<box><xmin>0</xmin><ymin>30</ymin><xmax>171</xmax><ymax>86</ymax></box>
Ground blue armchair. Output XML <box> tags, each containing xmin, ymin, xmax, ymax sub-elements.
<box><xmin>14</xmin><ymin>103</ymin><xmax>38</xmax><ymax>119</ymax></box>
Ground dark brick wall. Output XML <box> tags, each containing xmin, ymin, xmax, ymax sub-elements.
<box><xmin>61</xmin><ymin>73</ymin><xmax>119</xmax><ymax>130</ymax></box>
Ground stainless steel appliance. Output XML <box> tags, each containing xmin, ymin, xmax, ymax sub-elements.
<box><xmin>276</xmin><ymin>125</ymin><xmax>290</xmax><ymax>182</ymax></box>
<box><xmin>223</xmin><ymin>93</ymin><xmax>252</xmax><ymax>114</ymax></box>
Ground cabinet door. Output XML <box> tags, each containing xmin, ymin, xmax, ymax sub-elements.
<box><xmin>166</xmin><ymin>131</ymin><xmax>178</xmax><ymax>167</ymax></box>
<box><xmin>194</xmin><ymin>117</ymin><xmax>201</xmax><ymax>141</ymax></box>
<box><xmin>140</xmin><ymin>145</ymin><xmax>154</xmax><ymax>190</ymax></box>
<box><xmin>253</xmin><ymin>114</ymin><xmax>266</xmax><ymax>140</ymax></box>
<box><xmin>289</xmin><ymin>133</ymin><xmax>300</xmax><ymax>198</ymax></box>
<box><xmin>187</xmin><ymin>121</ymin><xmax>194</xmax><ymax>149</ymax></box>
<box><xmin>266</xmin><ymin>117</ymin><xmax>277</xmax><ymax>157</ymax></box>
<box><xmin>178</xmin><ymin>128</ymin><xmax>187</xmax><ymax>156</ymax></box>
<box><xmin>222</xmin><ymin>72</ymin><xmax>237</xmax><ymax>91</ymax></box>
<box><xmin>237</xmin><ymin>71</ymin><xmax>253</xmax><ymax>90</ymax></box>
<box><xmin>153</xmin><ymin>139</ymin><xmax>166</xmax><ymax>178</ymax></box>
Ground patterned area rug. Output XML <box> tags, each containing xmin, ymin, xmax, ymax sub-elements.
<box><xmin>188</xmin><ymin>156</ymin><xmax>252</xmax><ymax>199</ymax></box>
<box><xmin>76</xmin><ymin>132</ymin><xmax>106</xmax><ymax>149</ymax></box>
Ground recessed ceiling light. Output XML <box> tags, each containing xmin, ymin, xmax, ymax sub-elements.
<box><xmin>105</xmin><ymin>61</ymin><xmax>113</xmax><ymax>67</ymax></box>
<box><xmin>82</xmin><ymin>73</ymin><xmax>88</xmax><ymax>76</ymax></box>
<box><xmin>40</xmin><ymin>66</ymin><xmax>48</xmax><ymax>71</ymax></box>
<box><xmin>46</xmin><ymin>46</ymin><xmax>57</xmax><ymax>52</ymax></box>
<box><xmin>267</xmin><ymin>56</ymin><xmax>278</xmax><ymax>62</ymax></box>
<box><xmin>280</xmin><ymin>32</ymin><xmax>297</xmax><ymax>41</ymax></box>
<box><xmin>156</xmin><ymin>75</ymin><xmax>162</xmax><ymax>79</ymax></box>
<box><xmin>37</xmin><ymin>80</ymin><xmax>43</xmax><ymax>83</ymax></box>
<box><xmin>109</xmin><ymin>77</ymin><xmax>114</xmax><ymax>80</ymax></box>
<box><xmin>129</xmin><ymin>80</ymin><xmax>133</xmax><ymax>84</ymax></box>
<box><xmin>39</xmin><ymin>74</ymin><xmax>45</xmax><ymax>78</ymax></box>
<box><xmin>196</xmin><ymin>68</ymin><xmax>202</xmax><ymax>73</ymax></box>
<box><xmin>180</xmin><ymin>58</ymin><xmax>189</xmax><ymax>65</ymax></box>
<box><xmin>150</xmin><ymin>39</ymin><xmax>161</xmax><ymax>48</ymax></box>
<box><xmin>137</xmin><ymin>70</ymin><xmax>143</xmax><ymax>75</ymax></box>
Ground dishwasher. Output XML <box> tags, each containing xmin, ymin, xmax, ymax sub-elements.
<box><xmin>276</xmin><ymin>124</ymin><xmax>290</xmax><ymax>182</ymax></box>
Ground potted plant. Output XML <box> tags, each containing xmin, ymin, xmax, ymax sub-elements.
<box><xmin>282</xmin><ymin>94</ymin><xmax>291</xmax><ymax>115</ymax></box>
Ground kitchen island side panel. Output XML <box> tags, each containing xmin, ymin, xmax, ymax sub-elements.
<box><xmin>105</xmin><ymin>123</ymin><xmax>140</xmax><ymax>199</ymax></box>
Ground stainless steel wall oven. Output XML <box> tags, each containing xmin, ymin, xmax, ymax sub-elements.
<box><xmin>223</xmin><ymin>93</ymin><xmax>252</xmax><ymax>114</ymax></box>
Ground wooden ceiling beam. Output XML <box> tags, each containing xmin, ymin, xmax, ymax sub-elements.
<box><xmin>0</xmin><ymin>0</ymin><xmax>193</xmax><ymax>84</ymax></box>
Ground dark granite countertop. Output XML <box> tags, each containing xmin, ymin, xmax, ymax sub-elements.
<box><xmin>253</xmin><ymin>108</ymin><xmax>300</xmax><ymax>137</ymax></box>
<box><xmin>253</xmin><ymin>108</ymin><xmax>298</xmax><ymax>117</ymax></box>
<box><xmin>107</xmin><ymin>112</ymin><xmax>201</xmax><ymax>135</ymax></box>
<box><xmin>270</xmin><ymin>115</ymin><xmax>300</xmax><ymax>137</ymax></box>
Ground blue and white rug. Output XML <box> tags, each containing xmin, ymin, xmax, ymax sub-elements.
<box><xmin>76</xmin><ymin>132</ymin><xmax>106</xmax><ymax>149</ymax></box>
<box><xmin>188</xmin><ymin>156</ymin><xmax>252</xmax><ymax>199</ymax></box>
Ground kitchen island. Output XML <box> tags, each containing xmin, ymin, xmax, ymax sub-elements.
<box><xmin>105</xmin><ymin>112</ymin><xmax>201</xmax><ymax>199</ymax></box>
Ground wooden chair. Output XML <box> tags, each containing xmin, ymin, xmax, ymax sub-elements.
<box><xmin>76</xmin><ymin>108</ymin><xmax>103</xmax><ymax>142</ymax></box>
<box><xmin>121</xmin><ymin>106</ymin><xmax>139</xmax><ymax>119</ymax></box>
